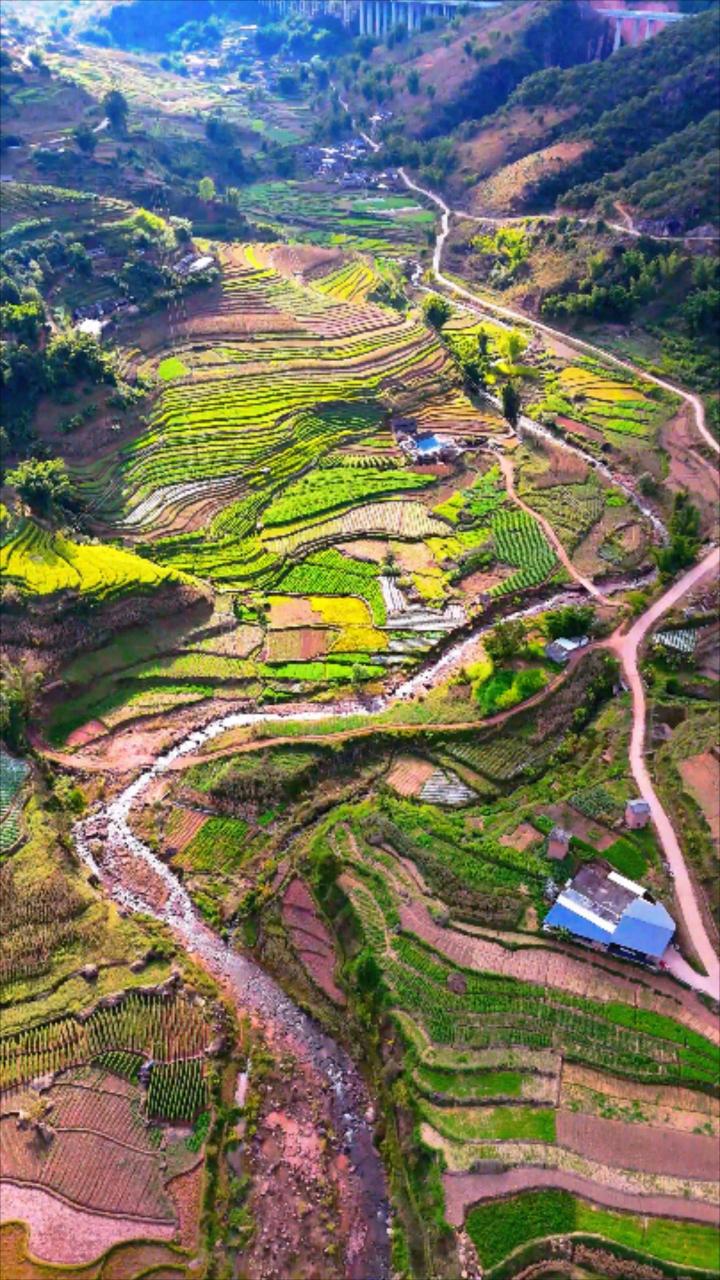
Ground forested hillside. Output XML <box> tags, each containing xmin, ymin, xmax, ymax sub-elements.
<box><xmin>448</xmin><ymin>6</ymin><xmax>720</xmax><ymax>229</ymax></box>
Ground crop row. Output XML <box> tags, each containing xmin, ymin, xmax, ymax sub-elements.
<box><xmin>0</xmin><ymin>993</ymin><xmax>210</xmax><ymax>1089</ymax></box>
<box><xmin>489</xmin><ymin>509</ymin><xmax>557</xmax><ymax>597</ymax></box>
<box><xmin>147</xmin><ymin>1057</ymin><xmax>207</xmax><ymax>1121</ymax></box>
<box><xmin>1</xmin><ymin>520</ymin><xmax>185</xmax><ymax>601</ymax></box>
<box><xmin>466</xmin><ymin>1190</ymin><xmax>720</xmax><ymax>1272</ymax></box>
<box><xmin>384</xmin><ymin>936</ymin><xmax>717</xmax><ymax>1087</ymax></box>
<box><xmin>262</xmin><ymin>465</ymin><xmax>432</xmax><ymax>528</ymax></box>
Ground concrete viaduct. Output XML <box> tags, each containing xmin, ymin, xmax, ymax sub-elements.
<box><xmin>602</xmin><ymin>9</ymin><xmax>687</xmax><ymax>50</ymax></box>
<box><xmin>259</xmin><ymin>0</ymin><xmax>687</xmax><ymax>42</ymax></box>
<box><xmin>260</xmin><ymin>0</ymin><xmax>503</xmax><ymax>35</ymax></box>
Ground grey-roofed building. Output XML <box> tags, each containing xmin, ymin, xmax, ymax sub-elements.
<box><xmin>625</xmin><ymin>798</ymin><xmax>651</xmax><ymax>829</ymax></box>
<box><xmin>543</xmin><ymin>860</ymin><xmax>675</xmax><ymax>962</ymax></box>
<box><xmin>545</xmin><ymin>636</ymin><xmax>589</xmax><ymax>665</ymax></box>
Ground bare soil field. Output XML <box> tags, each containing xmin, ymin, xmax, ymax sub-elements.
<box><xmin>539</xmin><ymin>803</ymin><xmax>616</xmax><ymax>851</ymax></box>
<box><xmin>501</xmin><ymin>822</ymin><xmax>542</xmax><ymax>852</ymax></box>
<box><xmin>556</xmin><ymin>1110</ymin><xmax>720</xmax><ymax>1180</ymax></box>
<box><xmin>679</xmin><ymin>752</ymin><xmax>720</xmax><ymax>844</ymax></box>
<box><xmin>385</xmin><ymin>755</ymin><xmax>436</xmax><ymax>797</ymax></box>
<box><xmin>556</xmin><ymin>415</ymin><xmax>606</xmax><ymax>443</ymax></box>
<box><xmin>166</xmin><ymin>1165</ymin><xmax>203</xmax><ymax>1251</ymax></box>
<box><xmin>560</xmin><ymin>1063</ymin><xmax>720</xmax><ymax>1136</ymax></box>
<box><xmin>0</xmin><ymin>1184</ymin><xmax>175</xmax><ymax>1266</ymax></box>
<box><xmin>1</xmin><ymin>1119</ymin><xmax>174</xmax><ymax>1221</ymax></box>
<box><xmin>268</xmin><ymin>597</ymin><xmax>324</xmax><ymax>628</ymax></box>
<box><xmin>525</xmin><ymin>445</ymin><xmax>590</xmax><ymax>488</ymax></box>
<box><xmin>661</xmin><ymin>409</ymin><xmax>720</xmax><ymax>537</ymax></box>
<box><xmin>457</xmin><ymin>566</ymin><xmax>512</xmax><ymax>596</ymax></box>
<box><xmin>282</xmin><ymin>879</ymin><xmax>346</xmax><ymax>1006</ymax></box>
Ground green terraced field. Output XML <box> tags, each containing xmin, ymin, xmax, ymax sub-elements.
<box><xmin>466</xmin><ymin>1190</ymin><xmax>720</xmax><ymax>1272</ymax></box>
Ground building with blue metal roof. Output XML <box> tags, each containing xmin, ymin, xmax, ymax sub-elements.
<box><xmin>544</xmin><ymin>860</ymin><xmax>675</xmax><ymax>962</ymax></box>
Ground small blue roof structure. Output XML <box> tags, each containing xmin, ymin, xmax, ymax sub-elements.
<box><xmin>544</xmin><ymin>898</ymin><xmax>613</xmax><ymax>945</ymax></box>
<box><xmin>613</xmin><ymin>897</ymin><xmax>675</xmax><ymax>959</ymax></box>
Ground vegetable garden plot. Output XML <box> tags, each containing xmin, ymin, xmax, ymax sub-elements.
<box><xmin>262</xmin><ymin>466</ymin><xmax>433</xmax><ymax>528</ymax></box>
<box><xmin>0</xmin><ymin>992</ymin><xmax>211</xmax><ymax>1089</ymax></box>
<box><xmin>174</xmin><ymin>815</ymin><xmax>250</xmax><ymax>874</ymax></box>
<box><xmin>532</xmin><ymin>362</ymin><xmax>676</xmax><ymax>445</ymax></box>
<box><xmin>522</xmin><ymin>483</ymin><xmax>605</xmax><ymax>552</ymax></box>
<box><xmin>147</xmin><ymin>1059</ymin><xmax>207</xmax><ymax>1122</ymax></box>
<box><xmin>382</xmin><ymin>937</ymin><xmax>718</xmax><ymax>1089</ymax></box>
<box><xmin>0</xmin><ymin>751</ymin><xmax>28</xmax><ymax>849</ymax></box>
<box><xmin>489</xmin><ymin>509</ymin><xmax>557</xmax><ymax>596</ymax></box>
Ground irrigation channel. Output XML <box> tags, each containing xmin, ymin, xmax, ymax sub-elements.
<box><xmin>69</xmin><ymin>129</ymin><xmax>720</xmax><ymax>1263</ymax></box>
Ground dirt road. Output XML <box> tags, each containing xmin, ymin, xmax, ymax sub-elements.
<box><xmin>399</xmin><ymin>168</ymin><xmax>720</xmax><ymax>458</ymax></box>
<box><xmin>610</xmin><ymin>547</ymin><xmax>720</xmax><ymax>998</ymax></box>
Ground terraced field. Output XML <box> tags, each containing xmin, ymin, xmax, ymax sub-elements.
<box><xmin>0</xmin><ymin>519</ymin><xmax>190</xmax><ymax>601</ymax></box>
<box><xmin>226</xmin><ymin>181</ymin><xmax>435</xmax><ymax>253</ymax></box>
<box><xmin>531</xmin><ymin>358</ymin><xmax>675</xmax><ymax>450</ymax></box>
<box><xmin>44</xmin><ymin>236</ymin><xmax>570</xmax><ymax>738</ymax></box>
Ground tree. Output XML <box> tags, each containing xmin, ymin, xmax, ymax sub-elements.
<box><xmin>354</xmin><ymin>949</ymin><xmax>382</xmax><ymax>995</ymax></box>
<box><xmin>73</xmin><ymin>124</ymin><xmax>97</xmax><ymax>155</ymax></box>
<box><xmin>0</xmin><ymin>662</ymin><xmax>41</xmax><ymax>752</ymax></box>
<box><xmin>5</xmin><ymin>457</ymin><xmax>71</xmax><ymax>517</ymax></box>
<box><xmin>500</xmin><ymin>328</ymin><xmax>527</xmax><ymax>365</ymax></box>
<box><xmin>422</xmin><ymin>293</ymin><xmax>451</xmax><ymax>329</ymax></box>
<box><xmin>501</xmin><ymin>381</ymin><xmax>521</xmax><ymax>428</ymax></box>
<box><xmin>0</xmin><ymin>299</ymin><xmax>45</xmax><ymax>344</ymax></box>
<box><xmin>205</xmin><ymin>115</ymin><xmax>234</xmax><ymax>147</ymax></box>
<box><xmin>656</xmin><ymin>490</ymin><xmax>701</xmax><ymax>576</ymax></box>
<box><xmin>406</xmin><ymin>69</ymin><xmax>420</xmax><ymax>95</ymax></box>
<box><xmin>545</xmin><ymin>604</ymin><xmax>594</xmax><ymax>640</ymax></box>
<box><xmin>485</xmin><ymin>618</ymin><xmax>526</xmax><ymax>662</ymax></box>
<box><xmin>102</xmin><ymin>89</ymin><xmax>128</xmax><ymax>135</ymax></box>
<box><xmin>197</xmin><ymin>176</ymin><xmax>216</xmax><ymax>202</ymax></box>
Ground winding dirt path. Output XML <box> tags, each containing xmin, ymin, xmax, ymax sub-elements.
<box><xmin>451</xmin><ymin>201</ymin><xmax>720</xmax><ymax>245</ymax></box>
<box><xmin>399</xmin><ymin>167</ymin><xmax>720</xmax><ymax>457</ymax></box>
<box><xmin>610</xmin><ymin>548</ymin><xmax>720</xmax><ymax>998</ymax></box>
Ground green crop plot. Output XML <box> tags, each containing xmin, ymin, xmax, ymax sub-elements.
<box><xmin>466</xmin><ymin>1190</ymin><xmax>720</xmax><ymax>1271</ymax></box>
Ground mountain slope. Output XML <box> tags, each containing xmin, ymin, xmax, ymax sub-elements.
<box><xmin>449</xmin><ymin>7</ymin><xmax>719</xmax><ymax>230</ymax></box>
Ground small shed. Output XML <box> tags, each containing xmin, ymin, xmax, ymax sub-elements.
<box><xmin>76</xmin><ymin>317</ymin><xmax>103</xmax><ymax>341</ymax></box>
<box><xmin>545</xmin><ymin>636</ymin><xmax>589</xmax><ymax>665</ymax></box>
<box><xmin>625</xmin><ymin>798</ymin><xmax>651</xmax><ymax>830</ymax></box>
<box><xmin>547</xmin><ymin>826</ymin><xmax>571</xmax><ymax>861</ymax></box>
